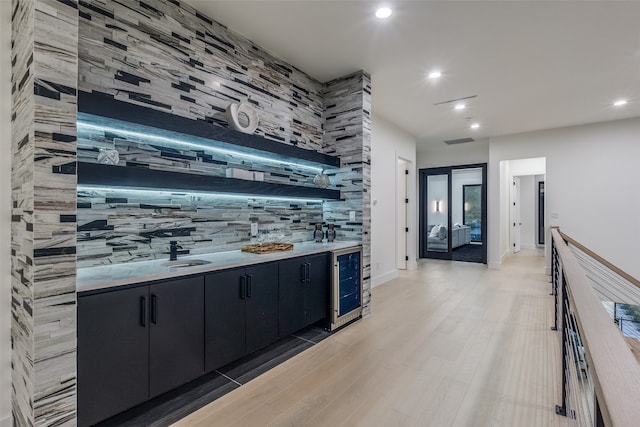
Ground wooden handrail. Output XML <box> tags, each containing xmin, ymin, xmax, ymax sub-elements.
<box><xmin>558</xmin><ymin>229</ymin><xmax>640</xmax><ymax>289</ymax></box>
<box><xmin>552</xmin><ymin>229</ymin><xmax>640</xmax><ymax>426</ymax></box>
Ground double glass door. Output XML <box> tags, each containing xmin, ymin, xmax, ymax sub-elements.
<box><xmin>419</xmin><ymin>164</ymin><xmax>487</xmax><ymax>263</ymax></box>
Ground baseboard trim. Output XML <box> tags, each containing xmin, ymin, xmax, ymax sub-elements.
<box><xmin>488</xmin><ymin>261</ymin><xmax>501</xmax><ymax>270</ymax></box>
<box><xmin>0</xmin><ymin>413</ymin><xmax>10</xmax><ymax>427</ymax></box>
<box><xmin>372</xmin><ymin>270</ymin><xmax>398</xmax><ymax>288</ymax></box>
<box><xmin>521</xmin><ymin>243</ymin><xmax>537</xmax><ymax>250</ymax></box>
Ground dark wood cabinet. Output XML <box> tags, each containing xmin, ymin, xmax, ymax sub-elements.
<box><xmin>77</xmin><ymin>276</ymin><xmax>204</xmax><ymax>426</ymax></box>
<box><xmin>204</xmin><ymin>268</ymin><xmax>247</xmax><ymax>371</ymax></box>
<box><xmin>278</xmin><ymin>253</ymin><xmax>329</xmax><ymax>337</ymax></box>
<box><xmin>278</xmin><ymin>257</ymin><xmax>307</xmax><ymax>337</ymax></box>
<box><xmin>78</xmin><ymin>251</ymin><xmax>337</xmax><ymax>425</ymax></box>
<box><xmin>149</xmin><ymin>277</ymin><xmax>204</xmax><ymax>398</ymax></box>
<box><xmin>78</xmin><ymin>286</ymin><xmax>149</xmax><ymax>427</ymax></box>
<box><xmin>306</xmin><ymin>253</ymin><xmax>329</xmax><ymax>325</ymax></box>
<box><xmin>245</xmin><ymin>262</ymin><xmax>279</xmax><ymax>353</ymax></box>
<box><xmin>205</xmin><ymin>262</ymin><xmax>279</xmax><ymax>372</ymax></box>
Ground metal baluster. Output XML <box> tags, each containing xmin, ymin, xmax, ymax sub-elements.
<box><xmin>555</xmin><ymin>270</ymin><xmax>568</xmax><ymax>417</ymax></box>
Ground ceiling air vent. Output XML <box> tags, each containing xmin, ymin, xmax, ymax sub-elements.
<box><xmin>444</xmin><ymin>137</ymin><xmax>474</xmax><ymax>145</ymax></box>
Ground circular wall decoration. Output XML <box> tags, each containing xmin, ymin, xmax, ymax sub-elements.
<box><xmin>313</xmin><ymin>172</ymin><xmax>331</xmax><ymax>188</ymax></box>
<box><xmin>226</xmin><ymin>102</ymin><xmax>259</xmax><ymax>134</ymax></box>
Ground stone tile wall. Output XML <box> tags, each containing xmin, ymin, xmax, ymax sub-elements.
<box><xmin>11</xmin><ymin>0</ymin><xmax>371</xmax><ymax>424</ymax></box>
<box><xmin>322</xmin><ymin>71</ymin><xmax>372</xmax><ymax>315</ymax></box>
<box><xmin>75</xmin><ymin>0</ymin><xmax>338</xmax><ymax>266</ymax></box>
<box><xmin>77</xmin><ymin>0</ymin><xmax>324</xmax><ymax>150</ymax></box>
<box><xmin>11</xmin><ymin>0</ymin><xmax>78</xmax><ymax>425</ymax></box>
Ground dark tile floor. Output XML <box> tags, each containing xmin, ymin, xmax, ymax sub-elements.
<box><xmin>452</xmin><ymin>242</ymin><xmax>485</xmax><ymax>263</ymax></box>
<box><xmin>95</xmin><ymin>326</ymin><xmax>331</xmax><ymax>427</ymax></box>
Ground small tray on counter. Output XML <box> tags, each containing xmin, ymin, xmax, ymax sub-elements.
<box><xmin>241</xmin><ymin>242</ymin><xmax>294</xmax><ymax>254</ymax></box>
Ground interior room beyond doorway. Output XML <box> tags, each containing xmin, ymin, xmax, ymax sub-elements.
<box><xmin>419</xmin><ymin>163</ymin><xmax>487</xmax><ymax>264</ymax></box>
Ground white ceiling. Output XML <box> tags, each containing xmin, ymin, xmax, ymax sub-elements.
<box><xmin>184</xmin><ymin>1</ymin><xmax>640</xmax><ymax>147</ymax></box>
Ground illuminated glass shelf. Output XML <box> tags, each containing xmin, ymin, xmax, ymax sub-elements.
<box><xmin>77</xmin><ymin>91</ymin><xmax>342</xmax><ymax>201</ymax></box>
<box><xmin>78</xmin><ymin>91</ymin><xmax>339</xmax><ymax>170</ymax></box>
<box><xmin>77</xmin><ymin>162</ymin><xmax>341</xmax><ymax>201</ymax></box>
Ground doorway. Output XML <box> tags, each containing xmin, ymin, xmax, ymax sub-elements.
<box><xmin>537</xmin><ymin>180</ymin><xmax>545</xmax><ymax>246</ymax></box>
<box><xmin>419</xmin><ymin>163</ymin><xmax>487</xmax><ymax>264</ymax></box>
<box><xmin>396</xmin><ymin>158</ymin><xmax>409</xmax><ymax>270</ymax></box>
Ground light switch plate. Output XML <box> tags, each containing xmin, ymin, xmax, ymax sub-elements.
<box><xmin>349</xmin><ymin>211</ymin><xmax>356</xmax><ymax>221</ymax></box>
<box><xmin>251</xmin><ymin>222</ymin><xmax>258</xmax><ymax>236</ymax></box>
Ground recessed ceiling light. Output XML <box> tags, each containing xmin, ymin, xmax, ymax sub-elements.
<box><xmin>428</xmin><ymin>71</ymin><xmax>442</xmax><ymax>79</ymax></box>
<box><xmin>613</xmin><ymin>99</ymin><xmax>628</xmax><ymax>107</ymax></box>
<box><xmin>470</xmin><ymin>123</ymin><xmax>480</xmax><ymax>129</ymax></box>
<box><xmin>375</xmin><ymin>7</ymin><xmax>392</xmax><ymax>19</ymax></box>
<box><xmin>455</xmin><ymin>104</ymin><xmax>466</xmax><ymax>110</ymax></box>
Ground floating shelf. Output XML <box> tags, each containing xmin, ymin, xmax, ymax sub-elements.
<box><xmin>77</xmin><ymin>163</ymin><xmax>341</xmax><ymax>201</ymax></box>
<box><xmin>77</xmin><ymin>91</ymin><xmax>340</xmax><ymax>169</ymax></box>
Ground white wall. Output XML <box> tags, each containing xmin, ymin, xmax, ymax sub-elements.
<box><xmin>508</xmin><ymin>157</ymin><xmax>546</xmax><ymax>177</ymax></box>
<box><xmin>371</xmin><ymin>113</ymin><xmax>417</xmax><ymax>287</ymax></box>
<box><xmin>489</xmin><ymin>117</ymin><xmax>640</xmax><ymax>279</ymax></box>
<box><xmin>416</xmin><ymin>138</ymin><xmax>489</xmax><ymax>169</ymax></box>
<box><xmin>1</xmin><ymin>1</ymin><xmax>12</xmax><ymax>425</ymax></box>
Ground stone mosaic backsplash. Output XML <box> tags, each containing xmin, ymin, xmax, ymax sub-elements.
<box><xmin>76</xmin><ymin>111</ymin><xmax>340</xmax><ymax>268</ymax></box>
<box><xmin>77</xmin><ymin>188</ymin><xmax>325</xmax><ymax>268</ymax></box>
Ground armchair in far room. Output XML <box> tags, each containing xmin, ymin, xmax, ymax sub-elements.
<box><xmin>451</xmin><ymin>224</ymin><xmax>471</xmax><ymax>248</ymax></box>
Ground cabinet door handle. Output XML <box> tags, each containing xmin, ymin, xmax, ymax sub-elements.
<box><xmin>300</xmin><ymin>264</ymin><xmax>306</xmax><ymax>283</ymax></box>
<box><xmin>151</xmin><ymin>294</ymin><xmax>158</xmax><ymax>324</ymax></box>
<box><xmin>140</xmin><ymin>296</ymin><xmax>147</xmax><ymax>327</ymax></box>
<box><xmin>240</xmin><ymin>276</ymin><xmax>246</xmax><ymax>299</ymax></box>
<box><xmin>247</xmin><ymin>275</ymin><xmax>252</xmax><ymax>298</ymax></box>
<box><xmin>306</xmin><ymin>263</ymin><xmax>311</xmax><ymax>283</ymax></box>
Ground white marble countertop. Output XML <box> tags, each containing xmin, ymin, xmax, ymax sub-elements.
<box><xmin>77</xmin><ymin>241</ymin><xmax>361</xmax><ymax>293</ymax></box>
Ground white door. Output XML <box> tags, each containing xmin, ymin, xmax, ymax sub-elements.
<box><xmin>512</xmin><ymin>176</ymin><xmax>522</xmax><ymax>253</ymax></box>
<box><xmin>396</xmin><ymin>158</ymin><xmax>408</xmax><ymax>269</ymax></box>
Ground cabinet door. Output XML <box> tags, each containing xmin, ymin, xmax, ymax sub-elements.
<box><xmin>77</xmin><ymin>286</ymin><xmax>149</xmax><ymax>427</ymax></box>
<box><xmin>306</xmin><ymin>253</ymin><xmax>329</xmax><ymax>325</ymax></box>
<box><xmin>245</xmin><ymin>262</ymin><xmax>279</xmax><ymax>354</ymax></box>
<box><xmin>278</xmin><ymin>256</ymin><xmax>307</xmax><ymax>337</ymax></box>
<box><xmin>205</xmin><ymin>268</ymin><xmax>246</xmax><ymax>372</ymax></box>
<box><xmin>149</xmin><ymin>276</ymin><xmax>204</xmax><ymax>398</ymax></box>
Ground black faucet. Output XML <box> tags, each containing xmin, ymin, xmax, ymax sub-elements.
<box><xmin>169</xmin><ymin>240</ymin><xmax>182</xmax><ymax>261</ymax></box>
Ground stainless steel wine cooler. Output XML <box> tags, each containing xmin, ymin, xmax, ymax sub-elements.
<box><xmin>330</xmin><ymin>246</ymin><xmax>363</xmax><ymax>331</ymax></box>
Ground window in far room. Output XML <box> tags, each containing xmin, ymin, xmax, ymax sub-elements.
<box><xmin>463</xmin><ymin>184</ymin><xmax>482</xmax><ymax>242</ymax></box>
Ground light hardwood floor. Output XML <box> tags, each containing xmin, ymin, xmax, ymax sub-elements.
<box><xmin>175</xmin><ymin>250</ymin><xmax>567</xmax><ymax>427</ymax></box>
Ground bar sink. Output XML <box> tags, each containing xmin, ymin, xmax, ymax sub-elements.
<box><xmin>162</xmin><ymin>259</ymin><xmax>211</xmax><ymax>268</ymax></box>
